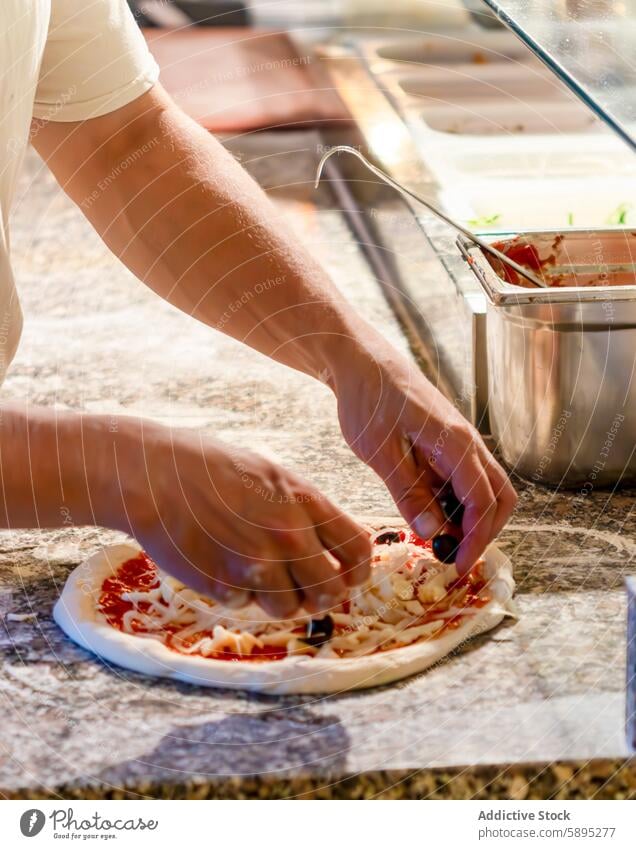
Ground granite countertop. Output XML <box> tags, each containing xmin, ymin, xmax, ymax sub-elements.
<box><xmin>1</xmin><ymin>133</ymin><xmax>635</xmax><ymax>800</ymax></box>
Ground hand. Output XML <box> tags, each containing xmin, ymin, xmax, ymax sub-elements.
<box><xmin>331</xmin><ymin>334</ymin><xmax>517</xmax><ymax>574</ymax></box>
<box><xmin>109</xmin><ymin>420</ymin><xmax>371</xmax><ymax>617</ymax></box>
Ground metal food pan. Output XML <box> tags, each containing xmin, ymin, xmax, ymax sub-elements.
<box><xmin>457</xmin><ymin>229</ymin><xmax>636</xmax><ymax>487</ymax></box>
<box><xmin>369</xmin><ymin>31</ymin><xmax>532</xmax><ymax>66</ymax></box>
<box><xmin>398</xmin><ymin>70</ymin><xmax>563</xmax><ymax>102</ymax></box>
<box><xmin>418</xmin><ymin>99</ymin><xmax>600</xmax><ymax>137</ymax></box>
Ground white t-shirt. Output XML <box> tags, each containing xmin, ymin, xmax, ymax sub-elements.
<box><xmin>0</xmin><ymin>0</ymin><xmax>159</xmax><ymax>382</ymax></box>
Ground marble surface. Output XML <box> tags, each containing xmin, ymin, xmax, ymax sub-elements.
<box><xmin>1</xmin><ymin>133</ymin><xmax>635</xmax><ymax>799</ymax></box>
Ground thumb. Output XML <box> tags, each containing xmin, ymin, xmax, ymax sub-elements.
<box><xmin>384</xmin><ymin>460</ymin><xmax>447</xmax><ymax>540</ymax></box>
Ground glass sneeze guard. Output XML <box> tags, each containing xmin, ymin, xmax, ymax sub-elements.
<box><xmin>481</xmin><ymin>0</ymin><xmax>636</xmax><ymax>153</ymax></box>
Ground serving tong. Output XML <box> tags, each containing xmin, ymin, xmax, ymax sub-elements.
<box><xmin>315</xmin><ymin>145</ymin><xmax>549</xmax><ymax>290</ymax></box>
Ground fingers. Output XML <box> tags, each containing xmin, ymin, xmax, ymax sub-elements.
<box><xmin>243</xmin><ymin>535</ymin><xmax>349</xmax><ymax>618</ymax></box>
<box><xmin>222</xmin><ymin>552</ymin><xmax>301</xmax><ymax>619</ymax></box>
<box><xmin>477</xmin><ymin>443</ymin><xmax>518</xmax><ymax>541</ymax></box>
<box><xmin>288</xmin><ymin>544</ymin><xmax>347</xmax><ymax>615</ymax></box>
<box><xmin>400</xmin><ymin>424</ymin><xmax>515</xmax><ymax>572</ymax></box>
<box><xmin>156</xmin><ymin>536</ymin><xmax>254</xmax><ymax>608</ymax></box>
<box><xmin>247</xmin><ymin>562</ymin><xmax>301</xmax><ymax>619</ymax></box>
<box><xmin>384</xmin><ymin>447</ymin><xmax>447</xmax><ymax>539</ymax></box>
<box><xmin>305</xmin><ymin>491</ymin><xmax>372</xmax><ymax>586</ymax></box>
<box><xmin>235</xmin><ymin>492</ymin><xmax>365</xmax><ymax>616</ymax></box>
<box><xmin>450</xmin><ymin>450</ymin><xmax>498</xmax><ymax>575</ymax></box>
<box><xmin>184</xmin><ymin>556</ymin><xmax>254</xmax><ymax>608</ymax></box>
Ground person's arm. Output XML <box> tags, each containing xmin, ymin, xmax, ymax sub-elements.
<box><xmin>0</xmin><ymin>402</ymin><xmax>370</xmax><ymax>616</ymax></box>
<box><xmin>32</xmin><ymin>86</ymin><xmax>355</xmax><ymax>383</ymax></box>
<box><xmin>32</xmin><ymin>85</ymin><xmax>517</xmax><ymax>573</ymax></box>
<box><xmin>0</xmin><ymin>403</ymin><xmax>107</xmax><ymax>531</ymax></box>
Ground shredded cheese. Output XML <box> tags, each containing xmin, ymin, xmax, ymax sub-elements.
<box><xmin>99</xmin><ymin>529</ymin><xmax>491</xmax><ymax>661</ymax></box>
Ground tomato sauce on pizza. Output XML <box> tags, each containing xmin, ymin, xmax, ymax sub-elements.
<box><xmin>96</xmin><ymin>532</ymin><xmax>492</xmax><ymax>663</ymax></box>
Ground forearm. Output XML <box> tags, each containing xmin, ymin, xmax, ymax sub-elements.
<box><xmin>29</xmin><ymin>91</ymin><xmax>516</xmax><ymax>568</ymax></box>
<box><xmin>0</xmin><ymin>403</ymin><xmax>121</xmax><ymax>530</ymax></box>
<box><xmin>34</xmin><ymin>87</ymin><xmax>374</xmax><ymax>385</ymax></box>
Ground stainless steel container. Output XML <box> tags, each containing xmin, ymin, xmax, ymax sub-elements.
<box><xmin>458</xmin><ymin>229</ymin><xmax>636</xmax><ymax>486</ymax></box>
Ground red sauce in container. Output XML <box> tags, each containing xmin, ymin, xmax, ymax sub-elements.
<box><xmin>490</xmin><ymin>233</ymin><xmax>635</xmax><ymax>288</ymax></box>
<box><xmin>491</xmin><ymin>238</ymin><xmax>554</xmax><ymax>286</ymax></box>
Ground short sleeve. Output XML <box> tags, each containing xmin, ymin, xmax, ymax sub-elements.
<box><xmin>33</xmin><ymin>0</ymin><xmax>160</xmax><ymax>122</ymax></box>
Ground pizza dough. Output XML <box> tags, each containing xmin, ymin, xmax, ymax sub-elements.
<box><xmin>53</xmin><ymin>525</ymin><xmax>515</xmax><ymax>694</ymax></box>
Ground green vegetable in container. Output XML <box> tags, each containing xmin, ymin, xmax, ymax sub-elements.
<box><xmin>606</xmin><ymin>202</ymin><xmax>632</xmax><ymax>225</ymax></box>
<box><xmin>467</xmin><ymin>213</ymin><xmax>501</xmax><ymax>229</ymax></box>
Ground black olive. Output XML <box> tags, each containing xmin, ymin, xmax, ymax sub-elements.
<box><xmin>303</xmin><ymin>615</ymin><xmax>334</xmax><ymax>647</ymax></box>
<box><xmin>374</xmin><ymin>530</ymin><xmax>402</xmax><ymax>545</ymax></box>
<box><xmin>438</xmin><ymin>491</ymin><xmax>465</xmax><ymax>525</ymax></box>
<box><xmin>432</xmin><ymin>534</ymin><xmax>460</xmax><ymax>564</ymax></box>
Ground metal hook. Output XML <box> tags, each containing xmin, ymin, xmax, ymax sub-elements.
<box><xmin>315</xmin><ymin>145</ymin><xmax>548</xmax><ymax>289</ymax></box>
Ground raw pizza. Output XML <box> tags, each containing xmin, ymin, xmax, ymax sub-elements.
<box><xmin>54</xmin><ymin>521</ymin><xmax>515</xmax><ymax>694</ymax></box>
